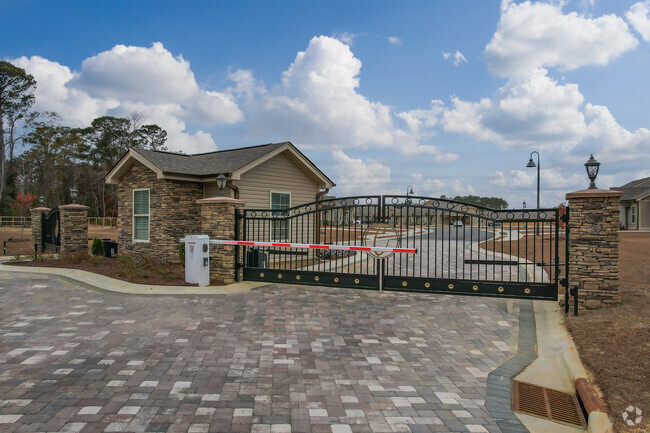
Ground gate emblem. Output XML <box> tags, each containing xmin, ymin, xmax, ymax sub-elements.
<box><xmin>363</xmin><ymin>223</ymin><xmax>400</xmax><ymax>259</ymax></box>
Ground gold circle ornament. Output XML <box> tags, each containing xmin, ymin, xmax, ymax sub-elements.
<box><xmin>425</xmin><ymin>282</ymin><xmax>431</xmax><ymax>288</ymax></box>
<box><xmin>354</xmin><ymin>279</ymin><xmax>360</xmax><ymax>284</ymax></box>
<box><xmin>314</xmin><ymin>276</ymin><xmax>320</xmax><ymax>281</ymax></box>
<box><xmin>473</xmin><ymin>285</ymin><xmax>479</xmax><ymax>291</ymax></box>
<box><xmin>402</xmin><ymin>281</ymin><xmax>408</xmax><ymax>287</ymax></box>
<box><xmin>260</xmin><ymin>273</ymin><xmax>264</xmax><ymax>278</ymax></box>
<box><xmin>278</xmin><ymin>274</ymin><xmax>283</xmax><ymax>279</ymax></box>
<box><xmin>498</xmin><ymin>286</ymin><xmax>504</xmax><ymax>293</ymax></box>
<box><xmin>296</xmin><ymin>275</ymin><xmax>301</xmax><ymax>280</ymax></box>
<box><xmin>524</xmin><ymin>288</ymin><xmax>531</xmax><ymax>294</ymax></box>
<box><xmin>448</xmin><ymin>284</ymin><xmax>454</xmax><ymax>290</ymax></box>
<box><xmin>334</xmin><ymin>277</ymin><xmax>339</xmax><ymax>283</ymax></box>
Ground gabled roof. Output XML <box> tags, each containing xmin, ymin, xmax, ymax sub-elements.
<box><xmin>105</xmin><ymin>141</ymin><xmax>335</xmax><ymax>189</ymax></box>
<box><xmin>611</xmin><ymin>177</ymin><xmax>650</xmax><ymax>201</ymax></box>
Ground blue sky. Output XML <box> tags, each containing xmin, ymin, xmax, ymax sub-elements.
<box><xmin>2</xmin><ymin>0</ymin><xmax>650</xmax><ymax>207</ymax></box>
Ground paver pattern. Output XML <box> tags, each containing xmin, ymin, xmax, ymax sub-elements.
<box><xmin>0</xmin><ymin>272</ymin><xmax>521</xmax><ymax>433</ymax></box>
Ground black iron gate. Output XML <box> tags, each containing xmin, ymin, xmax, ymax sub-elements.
<box><xmin>241</xmin><ymin>195</ymin><xmax>566</xmax><ymax>300</ymax></box>
<box><xmin>42</xmin><ymin>207</ymin><xmax>61</xmax><ymax>252</ymax></box>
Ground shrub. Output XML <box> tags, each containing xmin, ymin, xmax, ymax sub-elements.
<box><xmin>61</xmin><ymin>251</ymin><xmax>91</xmax><ymax>264</ymax></box>
<box><xmin>179</xmin><ymin>242</ymin><xmax>185</xmax><ymax>266</ymax></box>
<box><xmin>91</xmin><ymin>238</ymin><xmax>104</xmax><ymax>256</ymax></box>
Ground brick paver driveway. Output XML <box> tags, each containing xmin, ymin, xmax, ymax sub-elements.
<box><xmin>0</xmin><ymin>272</ymin><xmax>521</xmax><ymax>433</ymax></box>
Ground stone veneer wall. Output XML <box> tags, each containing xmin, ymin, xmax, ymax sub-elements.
<box><xmin>60</xmin><ymin>204</ymin><xmax>89</xmax><ymax>256</ymax></box>
<box><xmin>118</xmin><ymin>162</ymin><xmax>204</xmax><ymax>263</ymax></box>
<box><xmin>198</xmin><ymin>197</ymin><xmax>245</xmax><ymax>285</ymax></box>
<box><xmin>30</xmin><ymin>207</ymin><xmax>50</xmax><ymax>250</ymax></box>
<box><xmin>566</xmin><ymin>189</ymin><xmax>624</xmax><ymax>309</ymax></box>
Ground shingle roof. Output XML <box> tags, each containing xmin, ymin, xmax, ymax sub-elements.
<box><xmin>611</xmin><ymin>177</ymin><xmax>650</xmax><ymax>201</ymax></box>
<box><xmin>132</xmin><ymin>142</ymin><xmax>288</xmax><ymax>177</ymax></box>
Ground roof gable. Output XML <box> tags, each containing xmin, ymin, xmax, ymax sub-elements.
<box><xmin>105</xmin><ymin>142</ymin><xmax>335</xmax><ymax>189</ymax></box>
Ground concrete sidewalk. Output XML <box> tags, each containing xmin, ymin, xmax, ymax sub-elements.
<box><xmin>0</xmin><ymin>262</ymin><xmax>265</xmax><ymax>295</ymax></box>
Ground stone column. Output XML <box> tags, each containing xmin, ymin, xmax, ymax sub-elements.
<box><xmin>60</xmin><ymin>204</ymin><xmax>90</xmax><ymax>256</ymax></box>
<box><xmin>566</xmin><ymin>189</ymin><xmax>624</xmax><ymax>309</ymax></box>
<box><xmin>30</xmin><ymin>207</ymin><xmax>51</xmax><ymax>250</ymax></box>
<box><xmin>197</xmin><ymin>197</ymin><xmax>245</xmax><ymax>285</ymax></box>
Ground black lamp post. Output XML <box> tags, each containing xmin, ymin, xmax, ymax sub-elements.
<box><xmin>584</xmin><ymin>154</ymin><xmax>601</xmax><ymax>189</ymax></box>
<box><xmin>523</xmin><ymin>200</ymin><xmax>526</xmax><ymax>209</ymax></box>
<box><xmin>69</xmin><ymin>187</ymin><xmax>79</xmax><ymax>204</ymax></box>
<box><xmin>405</xmin><ymin>185</ymin><xmax>414</xmax><ymax>230</ymax></box>
<box><xmin>526</xmin><ymin>151</ymin><xmax>541</xmax><ymax>235</ymax></box>
<box><xmin>216</xmin><ymin>173</ymin><xmax>227</xmax><ymax>197</ymax></box>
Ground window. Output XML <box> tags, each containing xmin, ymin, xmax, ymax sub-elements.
<box><xmin>632</xmin><ymin>205</ymin><xmax>636</xmax><ymax>224</ymax></box>
<box><xmin>133</xmin><ymin>189</ymin><xmax>150</xmax><ymax>242</ymax></box>
<box><xmin>271</xmin><ymin>192</ymin><xmax>290</xmax><ymax>241</ymax></box>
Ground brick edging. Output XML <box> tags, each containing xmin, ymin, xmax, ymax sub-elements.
<box><xmin>485</xmin><ymin>300</ymin><xmax>537</xmax><ymax>433</ymax></box>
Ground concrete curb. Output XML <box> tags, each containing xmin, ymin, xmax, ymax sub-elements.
<box><xmin>515</xmin><ymin>301</ymin><xmax>613</xmax><ymax>433</ymax></box>
<box><xmin>0</xmin><ymin>262</ymin><xmax>267</xmax><ymax>296</ymax></box>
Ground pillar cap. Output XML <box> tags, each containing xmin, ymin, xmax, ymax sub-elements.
<box><xmin>30</xmin><ymin>207</ymin><xmax>51</xmax><ymax>213</ymax></box>
<box><xmin>197</xmin><ymin>196</ymin><xmax>246</xmax><ymax>205</ymax></box>
<box><xmin>566</xmin><ymin>189</ymin><xmax>624</xmax><ymax>200</ymax></box>
<box><xmin>59</xmin><ymin>204</ymin><xmax>90</xmax><ymax>210</ymax></box>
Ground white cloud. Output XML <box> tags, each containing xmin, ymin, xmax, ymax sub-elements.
<box><xmin>441</xmin><ymin>67</ymin><xmax>650</xmax><ymax>162</ymax></box>
<box><xmin>443</xmin><ymin>68</ymin><xmax>589</xmax><ymax>148</ymax></box>
<box><xmin>231</xmin><ymin>36</ymin><xmax>454</xmax><ymax>157</ymax></box>
<box><xmin>331</xmin><ymin>150</ymin><xmax>391</xmax><ymax>195</ymax></box>
<box><xmin>11</xmin><ymin>56</ymin><xmax>118</xmax><ymax>126</ymax></box>
<box><xmin>417</xmin><ymin>178</ymin><xmax>475</xmax><ymax>198</ymax></box>
<box><xmin>12</xmin><ymin>43</ymin><xmax>243</xmax><ymax>153</ymax></box>
<box><xmin>332</xmin><ymin>32</ymin><xmax>356</xmax><ymax>45</ymax></box>
<box><xmin>626</xmin><ymin>1</ymin><xmax>650</xmax><ymax>42</ymax></box>
<box><xmin>486</xmin><ymin>0</ymin><xmax>638</xmax><ymax>76</ymax></box>
<box><xmin>387</xmin><ymin>36</ymin><xmax>402</xmax><ymax>45</ymax></box>
<box><xmin>442</xmin><ymin>50</ymin><xmax>468</xmax><ymax>66</ymax></box>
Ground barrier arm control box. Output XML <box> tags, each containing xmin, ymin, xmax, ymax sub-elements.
<box><xmin>181</xmin><ymin>235</ymin><xmax>210</xmax><ymax>286</ymax></box>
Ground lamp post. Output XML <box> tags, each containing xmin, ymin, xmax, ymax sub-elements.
<box><xmin>69</xmin><ymin>187</ymin><xmax>79</xmax><ymax>204</ymax></box>
<box><xmin>526</xmin><ymin>151</ymin><xmax>541</xmax><ymax>235</ymax></box>
<box><xmin>39</xmin><ymin>195</ymin><xmax>45</xmax><ymax>207</ymax></box>
<box><xmin>405</xmin><ymin>185</ymin><xmax>414</xmax><ymax>231</ymax></box>
<box><xmin>584</xmin><ymin>154</ymin><xmax>601</xmax><ymax>189</ymax></box>
<box><xmin>216</xmin><ymin>173</ymin><xmax>227</xmax><ymax>197</ymax></box>
<box><xmin>523</xmin><ymin>200</ymin><xmax>526</xmax><ymax>209</ymax></box>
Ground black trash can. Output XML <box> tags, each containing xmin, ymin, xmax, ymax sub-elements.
<box><xmin>247</xmin><ymin>248</ymin><xmax>268</xmax><ymax>268</ymax></box>
<box><xmin>103</xmin><ymin>240</ymin><xmax>118</xmax><ymax>258</ymax></box>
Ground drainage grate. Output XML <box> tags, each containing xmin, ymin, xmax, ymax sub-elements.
<box><xmin>512</xmin><ymin>380</ymin><xmax>586</xmax><ymax>427</ymax></box>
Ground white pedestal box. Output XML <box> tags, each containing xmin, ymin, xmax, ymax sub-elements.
<box><xmin>181</xmin><ymin>235</ymin><xmax>210</xmax><ymax>287</ymax></box>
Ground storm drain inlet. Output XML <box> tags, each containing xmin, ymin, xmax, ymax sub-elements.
<box><xmin>512</xmin><ymin>380</ymin><xmax>586</xmax><ymax>427</ymax></box>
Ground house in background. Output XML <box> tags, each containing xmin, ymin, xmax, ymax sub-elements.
<box><xmin>611</xmin><ymin>177</ymin><xmax>650</xmax><ymax>230</ymax></box>
<box><xmin>105</xmin><ymin>142</ymin><xmax>335</xmax><ymax>262</ymax></box>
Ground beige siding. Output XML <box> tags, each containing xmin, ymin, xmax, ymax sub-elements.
<box><xmin>205</xmin><ymin>151</ymin><xmax>320</xmax><ymax>209</ymax></box>
<box><xmin>640</xmin><ymin>199</ymin><xmax>650</xmax><ymax>229</ymax></box>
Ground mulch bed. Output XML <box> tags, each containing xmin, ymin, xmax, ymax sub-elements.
<box><xmin>7</xmin><ymin>256</ymin><xmax>190</xmax><ymax>286</ymax></box>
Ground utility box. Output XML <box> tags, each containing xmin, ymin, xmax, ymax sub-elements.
<box><xmin>182</xmin><ymin>235</ymin><xmax>210</xmax><ymax>287</ymax></box>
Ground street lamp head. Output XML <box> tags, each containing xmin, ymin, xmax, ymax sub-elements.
<box><xmin>38</xmin><ymin>195</ymin><xmax>45</xmax><ymax>207</ymax></box>
<box><xmin>523</xmin><ymin>200</ymin><xmax>526</xmax><ymax>209</ymax></box>
<box><xmin>584</xmin><ymin>154</ymin><xmax>601</xmax><ymax>189</ymax></box>
<box><xmin>408</xmin><ymin>186</ymin><xmax>414</xmax><ymax>195</ymax></box>
<box><xmin>216</xmin><ymin>173</ymin><xmax>227</xmax><ymax>196</ymax></box>
<box><xmin>69</xmin><ymin>187</ymin><xmax>79</xmax><ymax>204</ymax></box>
<box><xmin>526</xmin><ymin>158</ymin><xmax>536</xmax><ymax>168</ymax></box>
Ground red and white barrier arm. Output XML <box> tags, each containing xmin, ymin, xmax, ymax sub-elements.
<box><xmin>209</xmin><ymin>239</ymin><xmax>416</xmax><ymax>254</ymax></box>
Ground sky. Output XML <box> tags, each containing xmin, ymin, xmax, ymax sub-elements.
<box><xmin>2</xmin><ymin>0</ymin><xmax>650</xmax><ymax>208</ymax></box>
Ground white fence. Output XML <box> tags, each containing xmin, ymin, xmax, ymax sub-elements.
<box><xmin>0</xmin><ymin>216</ymin><xmax>117</xmax><ymax>228</ymax></box>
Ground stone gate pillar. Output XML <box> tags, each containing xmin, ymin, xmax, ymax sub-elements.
<box><xmin>566</xmin><ymin>189</ymin><xmax>624</xmax><ymax>309</ymax></box>
<box><xmin>197</xmin><ymin>197</ymin><xmax>245</xmax><ymax>285</ymax></box>
<box><xmin>30</xmin><ymin>207</ymin><xmax>51</xmax><ymax>250</ymax></box>
<box><xmin>60</xmin><ymin>204</ymin><xmax>89</xmax><ymax>256</ymax></box>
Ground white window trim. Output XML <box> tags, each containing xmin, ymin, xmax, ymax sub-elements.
<box><xmin>132</xmin><ymin>188</ymin><xmax>151</xmax><ymax>243</ymax></box>
<box><xmin>270</xmin><ymin>191</ymin><xmax>291</xmax><ymax>241</ymax></box>
<box><xmin>631</xmin><ymin>204</ymin><xmax>636</xmax><ymax>224</ymax></box>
